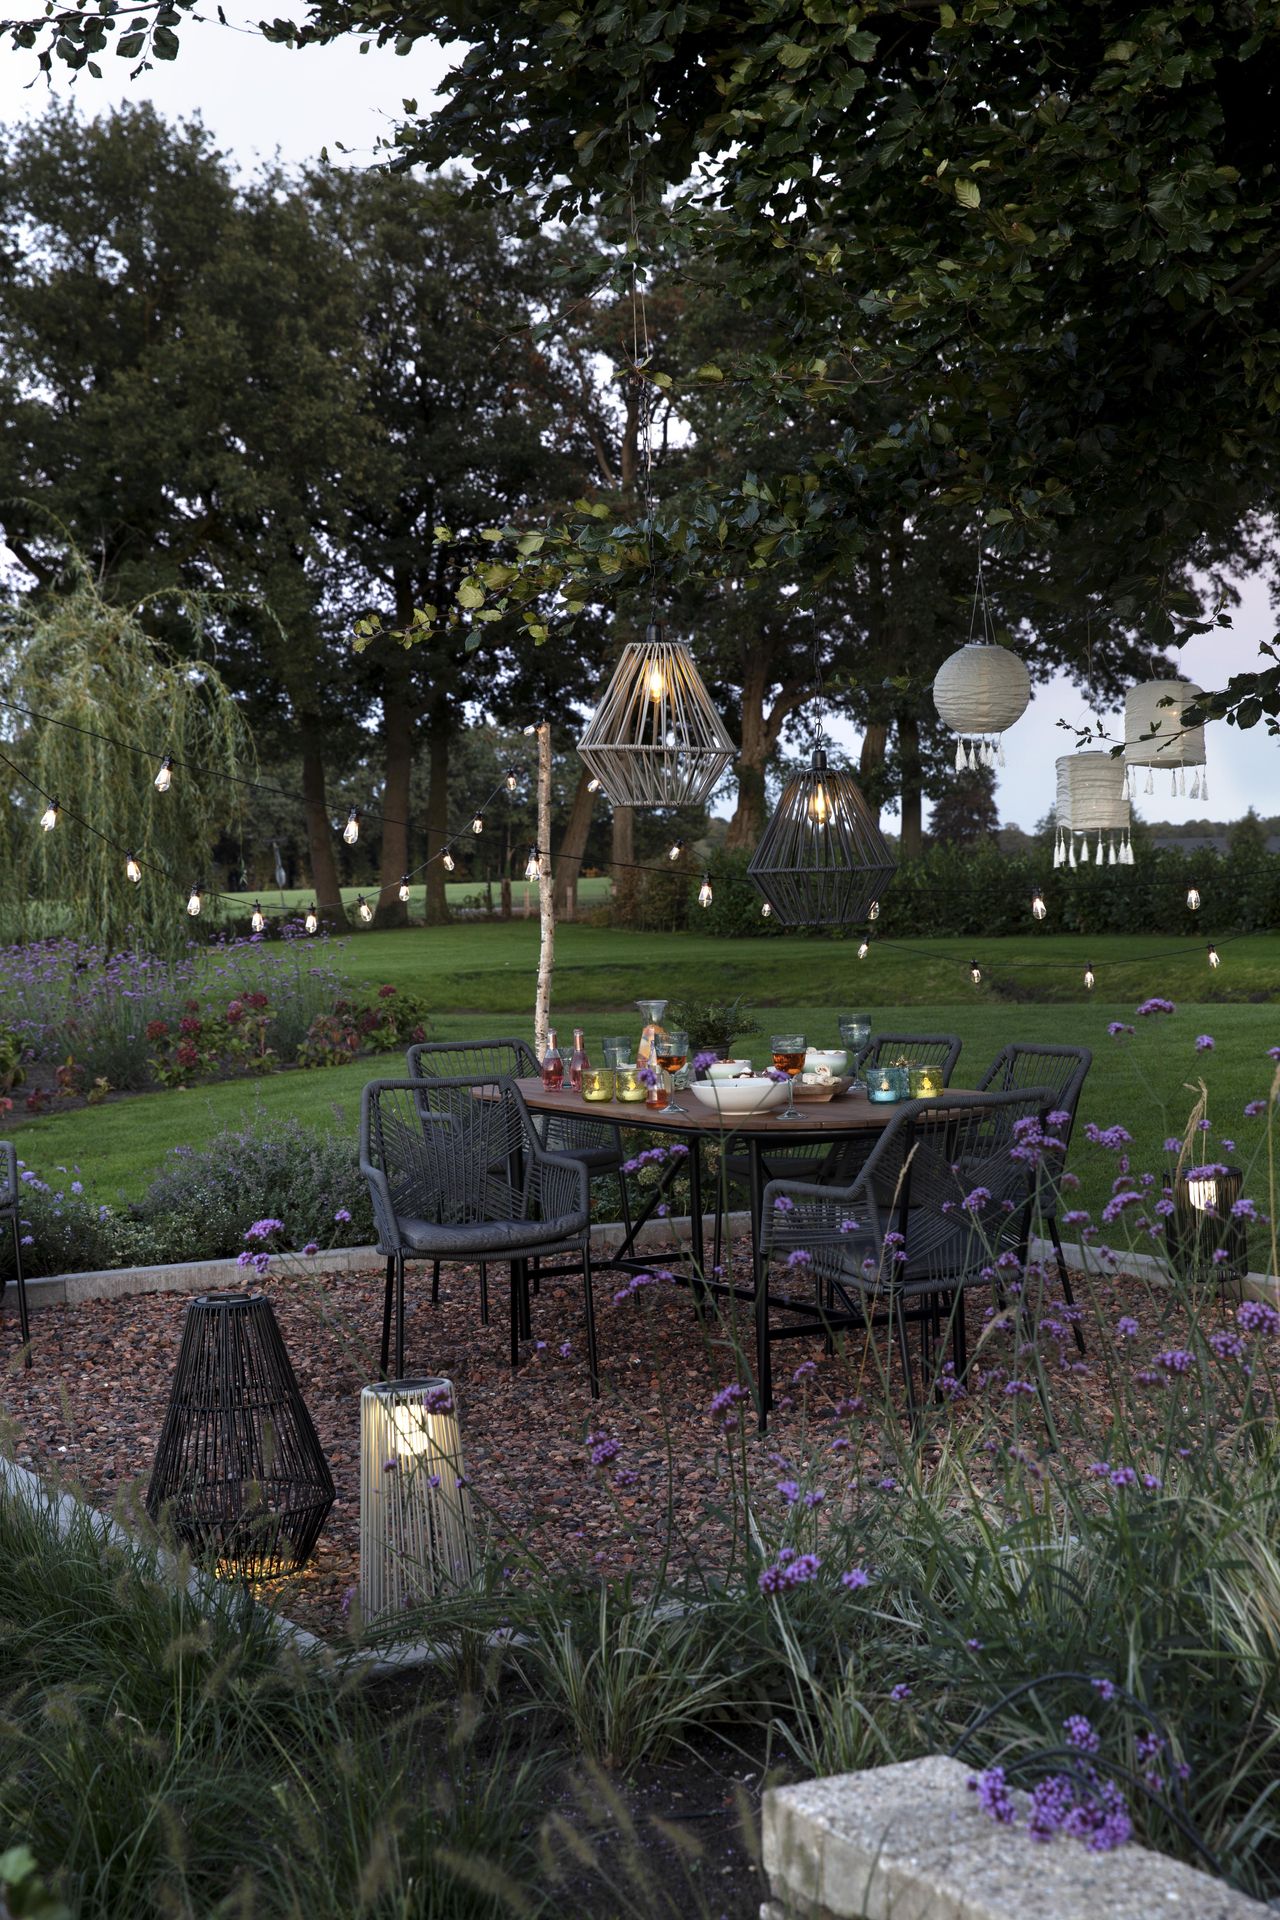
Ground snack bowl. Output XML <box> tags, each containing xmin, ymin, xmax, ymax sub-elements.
<box><xmin>804</xmin><ymin>1047</ymin><xmax>849</xmax><ymax>1075</ymax></box>
<box><xmin>688</xmin><ymin>1077</ymin><xmax>790</xmax><ymax>1116</ymax></box>
<box><xmin>706</xmin><ymin>1057</ymin><xmax>755</xmax><ymax>1082</ymax></box>
<box><xmin>793</xmin><ymin>1075</ymin><xmax>853</xmax><ymax>1103</ymax></box>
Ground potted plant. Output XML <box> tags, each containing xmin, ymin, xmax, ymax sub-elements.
<box><xmin>665</xmin><ymin>994</ymin><xmax>760</xmax><ymax>1070</ymax></box>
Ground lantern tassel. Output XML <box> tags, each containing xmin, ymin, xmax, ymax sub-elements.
<box><xmin>1144</xmin><ymin>768</ymin><xmax>1153</xmax><ymax>794</ymax></box>
<box><xmin>1201</xmin><ymin>772</ymin><xmax>1209</xmax><ymax>802</ymax></box>
<box><xmin>954</xmin><ymin>739</ymin><xmax>966</xmax><ymax>773</ymax></box>
<box><xmin>1189</xmin><ymin>771</ymin><xmax>1200</xmax><ymax>800</ymax></box>
<box><xmin>998</xmin><ymin>737</ymin><xmax>1006</xmax><ymax>767</ymax></box>
<box><xmin>1094</xmin><ymin>835</ymin><xmax>1104</xmax><ymax>865</ymax></box>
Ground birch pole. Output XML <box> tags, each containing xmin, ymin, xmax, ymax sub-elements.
<box><xmin>533</xmin><ymin>721</ymin><xmax>556</xmax><ymax>1059</ymax></box>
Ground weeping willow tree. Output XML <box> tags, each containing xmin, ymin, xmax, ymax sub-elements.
<box><xmin>1</xmin><ymin>558</ymin><xmax>253</xmax><ymax>955</ymax></box>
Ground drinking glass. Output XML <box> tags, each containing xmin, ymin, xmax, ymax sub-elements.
<box><xmin>837</xmin><ymin>1013</ymin><xmax>872</xmax><ymax>1088</ymax></box>
<box><xmin>603</xmin><ymin>1036</ymin><xmax>633</xmax><ymax>1068</ymax></box>
<box><xmin>655</xmin><ymin>1028</ymin><xmax>689</xmax><ymax>1112</ymax></box>
<box><xmin>771</xmin><ymin>1032</ymin><xmax>807</xmax><ymax>1121</ymax></box>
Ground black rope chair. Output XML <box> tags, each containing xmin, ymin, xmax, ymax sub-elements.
<box><xmin>758</xmin><ymin>1085</ymin><xmax>1055</xmax><ymax>1424</ymax></box>
<box><xmin>1</xmin><ymin>1141</ymin><xmax>31</xmax><ymax>1368</ymax></box>
<box><xmin>360</xmin><ymin>1075</ymin><xmax>600</xmax><ymax>1394</ymax></box>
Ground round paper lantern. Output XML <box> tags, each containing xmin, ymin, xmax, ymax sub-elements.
<box><xmin>1054</xmin><ymin>752</ymin><xmax>1133</xmax><ymax>868</ymax></box>
<box><xmin>1124</xmin><ymin>680</ymin><xmax>1208</xmax><ymax>800</ymax></box>
<box><xmin>933</xmin><ymin>642</ymin><xmax>1031</xmax><ymax>770</ymax></box>
<box><xmin>578</xmin><ymin>623</ymin><xmax>736</xmax><ymax>808</ymax></box>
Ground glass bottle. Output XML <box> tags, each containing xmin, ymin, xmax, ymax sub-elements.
<box><xmin>635</xmin><ymin>998</ymin><xmax>668</xmax><ymax>1070</ymax></box>
<box><xmin>541</xmin><ymin>1029</ymin><xmax>564</xmax><ymax>1090</ymax></box>
<box><xmin>569</xmin><ymin>1027</ymin><xmax>589</xmax><ymax>1092</ymax></box>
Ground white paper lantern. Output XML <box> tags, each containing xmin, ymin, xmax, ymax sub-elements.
<box><xmin>933</xmin><ymin>642</ymin><xmax>1031</xmax><ymax>771</ymax></box>
<box><xmin>1054</xmin><ymin>752</ymin><xmax>1133</xmax><ymax>868</ymax></box>
<box><xmin>1123</xmin><ymin>680</ymin><xmax>1208</xmax><ymax>800</ymax></box>
<box><xmin>360</xmin><ymin>1376</ymin><xmax>474</xmax><ymax>1621</ymax></box>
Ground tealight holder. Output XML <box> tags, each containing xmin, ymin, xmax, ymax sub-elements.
<box><xmin>908</xmin><ymin>1064</ymin><xmax>944</xmax><ymax>1100</ymax></box>
<box><xmin>867</xmin><ymin>1065</ymin><xmax>908</xmax><ymax>1104</ymax></box>
<box><xmin>614</xmin><ymin>1064</ymin><xmax>646</xmax><ymax>1103</ymax></box>
<box><xmin>581</xmin><ymin>1066</ymin><xmax>615</xmax><ymax>1103</ymax></box>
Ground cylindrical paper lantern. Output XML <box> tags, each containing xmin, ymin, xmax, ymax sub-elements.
<box><xmin>360</xmin><ymin>1376</ymin><xmax>474</xmax><ymax>1621</ymax></box>
<box><xmin>933</xmin><ymin>642</ymin><xmax>1031</xmax><ymax>771</ymax></box>
<box><xmin>1123</xmin><ymin>680</ymin><xmax>1208</xmax><ymax>800</ymax></box>
<box><xmin>1054</xmin><ymin>752</ymin><xmax>1133</xmax><ymax>869</ymax></box>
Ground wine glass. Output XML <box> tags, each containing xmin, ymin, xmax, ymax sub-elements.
<box><xmin>837</xmin><ymin>1013</ymin><xmax>872</xmax><ymax>1087</ymax></box>
<box><xmin>771</xmin><ymin>1032</ymin><xmax>807</xmax><ymax>1121</ymax></box>
<box><xmin>655</xmin><ymin>1028</ymin><xmax>689</xmax><ymax>1112</ymax></box>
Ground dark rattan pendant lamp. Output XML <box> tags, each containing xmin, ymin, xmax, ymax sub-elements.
<box><xmin>748</xmin><ymin>743</ymin><xmax>897</xmax><ymax>928</ymax></box>
<box><xmin>578</xmin><ymin>621</ymin><xmax>736</xmax><ymax>808</ymax></box>
<box><xmin>146</xmin><ymin>1291</ymin><xmax>335</xmax><ymax>1578</ymax></box>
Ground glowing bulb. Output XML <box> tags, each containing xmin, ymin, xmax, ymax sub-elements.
<box><xmin>125</xmin><ymin>852</ymin><xmax>142</xmax><ymax>884</ymax></box>
<box><xmin>343</xmin><ymin>808</ymin><xmax>360</xmax><ymax>846</ymax></box>
<box><xmin>857</xmin><ymin>939</ymin><xmax>869</xmax><ymax>960</ymax></box>
<box><xmin>525</xmin><ymin>848</ymin><xmax>540</xmax><ymax>882</ymax></box>
<box><xmin>443</xmin><ymin>850</ymin><xmax>456</xmax><ymax>872</ymax></box>
<box><xmin>808</xmin><ymin>781</ymin><xmax>830</xmax><ymax>827</ymax></box>
<box><xmin>970</xmin><ymin>961</ymin><xmax>982</xmax><ymax>985</ymax></box>
<box><xmin>154</xmin><ymin>755</ymin><xmax>173</xmax><ymax>793</ymax></box>
<box><xmin>1187</xmin><ymin>886</ymin><xmax>1201</xmax><ymax>911</ymax></box>
<box><xmin>187</xmin><ymin>886</ymin><xmax>202</xmax><ymax>917</ymax></box>
<box><xmin>587</xmin><ymin>777</ymin><xmax>601</xmax><ymax>794</ymax></box>
<box><xmin>357</xmin><ymin>894</ymin><xmax>373</xmax><ymax>923</ymax></box>
<box><xmin>1084</xmin><ymin>964</ymin><xmax>1096</xmax><ymax>991</ymax></box>
<box><xmin>39</xmin><ymin>798</ymin><xmax>59</xmax><ymax>832</ymax></box>
<box><xmin>1208</xmin><ymin>943</ymin><xmax>1220</xmax><ymax>970</ymax></box>
<box><xmin>646</xmin><ymin>664</ymin><xmax>666</xmax><ymax>701</ymax></box>
<box><xmin>522</xmin><ymin>723</ymin><xmax>538</xmax><ymax>736</ymax></box>
<box><xmin>868</xmin><ymin>900</ymin><xmax>880</xmax><ymax>922</ymax></box>
<box><xmin>698</xmin><ymin>876</ymin><xmax>713</xmax><ymax>909</ymax></box>
<box><xmin>667</xmin><ymin>839</ymin><xmax>684</xmax><ymax>862</ymax></box>
<box><xmin>1031</xmin><ymin>889</ymin><xmax>1046</xmax><ymax>921</ymax></box>
<box><xmin>304</xmin><ymin>905</ymin><xmax>318</xmax><ymax>934</ymax></box>
<box><xmin>505</xmin><ymin>768</ymin><xmax>518</xmax><ymax>793</ymax></box>
<box><xmin>761</xmin><ymin>902</ymin><xmax>772</xmax><ymax>917</ymax></box>
<box><xmin>398</xmin><ymin>876</ymin><xmax>410</xmax><ymax>903</ymax></box>
<box><xmin>471</xmin><ymin>814</ymin><xmax>484</xmax><ymax>835</ymax></box>
<box><xmin>251</xmin><ymin>901</ymin><xmax>266</xmax><ymax>933</ymax></box>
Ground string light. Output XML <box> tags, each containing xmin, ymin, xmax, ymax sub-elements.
<box><xmin>154</xmin><ymin>755</ymin><xmax>174</xmax><ymax>793</ymax></box>
<box><xmin>1208</xmin><ymin>943</ymin><xmax>1220</xmax><ymax>969</ymax></box>
<box><xmin>1031</xmin><ymin>888</ymin><xmax>1047</xmax><ymax>921</ymax></box>
<box><xmin>522</xmin><ymin>723</ymin><xmax>538</xmax><ymax>736</ymax></box>
<box><xmin>970</xmin><ymin>960</ymin><xmax>982</xmax><ymax>985</ymax></box>
<box><xmin>504</xmin><ymin>768</ymin><xmax>519</xmax><ymax>793</ymax></box>
<box><xmin>524</xmin><ymin>848</ymin><xmax>541</xmax><ymax>883</ymax></box>
<box><xmin>761</xmin><ymin>902</ymin><xmax>772</xmax><ymax>917</ymax></box>
<box><xmin>868</xmin><ymin>900</ymin><xmax>880</xmax><ymax>921</ymax></box>
<box><xmin>304</xmin><ymin>905</ymin><xmax>318</xmax><ymax>934</ymax></box>
<box><xmin>667</xmin><ymin>839</ymin><xmax>684</xmax><ymax>862</ymax></box>
<box><xmin>357</xmin><ymin>894</ymin><xmax>373</xmax><ymax>924</ymax></box>
<box><xmin>1187</xmin><ymin>886</ymin><xmax>1201</xmax><ymax>911</ymax></box>
<box><xmin>443</xmin><ymin>850</ymin><xmax>456</xmax><ymax>872</ymax></box>
<box><xmin>1084</xmin><ymin>962</ymin><xmax>1096</xmax><ymax>991</ymax></box>
<box><xmin>186</xmin><ymin>885</ymin><xmax>202</xmax><ymax>917</ymax></box>
<box><xmin>342</xmin><ymin>808</ymin><xmax>361</xmax><ymax>846</ymax></box>
<box><xmin>587</xmin><ymin>777</ymin><xmax>601</xmax><ymax>793</ymax></box>
<box><xmin>857</xmin><ymin>938</ymin><xmax>869</xmax><ymax>960</ymax></box>
<box><xmin>698</xmin><ymin>875</ymin><xmax>713</xmax><ymax>908</ymax></box>
<box><xmin>398</xmin><ymin>876</ymin><xmax>411</xmax><ymax>903</ymax></box>
<box><xmin>251</xmin><ymin>901</ymin><xmax>266</xmax><ymax>933</ymax></box>
<box><xmin>471</xmin><ymin>813</ymin><xmax>484</xmax><ymax>835</ymax></box>
<box><xmin>125</xmin><ymin>852</ymin><xmax>142</xmax><ymax>885</ymax></box>
<box><xmin>39</xmin><ymin>798</ymin><xmax>59</xmax><ymax>832</ymax></box>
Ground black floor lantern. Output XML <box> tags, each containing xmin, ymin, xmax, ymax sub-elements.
<box><xmin>146</xmin><ymin>1291</ymin><xmax>335</xmax><ymax>1578</ymax></box>
<box><xmin>747</xmin><ymin>744</ymin><xmax>897</xmax><ymax>927</ymax></box>
<box><xmin>1167</xmin><ymin>1164</ymin><xmax>1249</xmax><ymax>1295</ymax></box>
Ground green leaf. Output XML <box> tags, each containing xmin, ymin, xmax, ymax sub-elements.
<box><xmin>695</xmin><ymin>362</ymin><xmax>724</xmax><ymax>381</ymax></box>
<box><xmin>115</xmin><ymin>30</ymin><xmax>145</xmax><ymax>55</ymax></box>
<box><xmin>777</xmin><ymin>40</ymin><xmax>812</xmax><ymax>67</ymax></box>
<box><xmin>1104</xmin><ymin>40</ymin><xmax>1137</xmax><ymax>62</ymax></box>
<box><xmin>152</xmin><ymin>23</ymin><xmax>179</xmax><ymax>58</ymax></box>
<box><xmin>456</xmin><ymin>582</ymin><xmax>486</xmax><ymax>609</ymax></box>
<box><xmin>955</xmin><ymin>177</ymin><xmax>981</xmax><ymax>209</ymax></box>
<box><xmin>433</xmin><ymin>524</ymin><xmax>453</xmax><ymax>543</ymax></box>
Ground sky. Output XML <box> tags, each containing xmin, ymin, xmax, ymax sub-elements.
<box><xmin>2</xmin><ymin>8</ymin><xmax>1278</xmax><ymax>830</ymax></box>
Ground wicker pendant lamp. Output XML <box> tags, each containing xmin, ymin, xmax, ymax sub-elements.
<box><xmin>1123</xmin><ymin>679</ymin><xmax>1208</xmax><ymax>801</ymax></box>
<box><xmin>578</xmin><ymin>622</ymin><xmax>736</xmax><ymax>808</ymax></box>
<box><xmin>747</xmin><ymin>744</ymin><xmax>897</xmax><ymax>927</ymax></box>
<box><xmin>1054</xmin><ymin>752</ymin><xmax>1133</xmax><ymax>869</ymax></box>
<box><xmin>932</xmin><ymin>549</ymin><xmax>1030</xmax><ymax>771</ymax></box>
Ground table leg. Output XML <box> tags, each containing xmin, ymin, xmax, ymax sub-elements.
<box><xmin>749</xmin><ymin>1136</ymin><xmax>772</xmax><ymax>1429</ymax></box>
<box><xmin>689</xmin><ymin>1132</ymin><xmax>706</xmax><ymax>1300</ymax></box>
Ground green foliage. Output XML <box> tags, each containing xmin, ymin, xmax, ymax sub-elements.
<box><xmin>0</xmin><ymin>1026</ymin><xmax>25</xmax><ymax>1092</ymax></box>
<box><xmin>664</xmin><ymin>991</ymin><xmax>760</xmax><ymax>1058</ymax></box>
<box><xmin>0</xmin><ymin>1846</ymin><xmax>71</xmax><ymax>1920</ymax></box>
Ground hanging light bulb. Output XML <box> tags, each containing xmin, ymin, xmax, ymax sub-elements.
<box><xmin>304</xmin><ymin>904</ymin><xmax>318</xmax><ymax>934</ymax></box>
<box><xmin>1187</xmin><ymin>886</ymin><xmax>1201</xmax><ymax>911</ymax></box>
<box><xmin>857</xmin><ymin>938</ymin><xmax>869</xmax><ymax>960</ymax></box>
<box><xmin>38</xmin><ymin>797</ymin><xmax>59</xmax><ymax>832</ymax></box>
<box><xmin>186</xmin><ymin>885</ymin><xmax>202</xmax><ymax>917</ymax></box>
<box><xmin>524</xmin><ymin>848</ymin><xmax>541</xmax><ymax>883</ymax></box>
<box><xmin>587</xmin><ymin>777</ymin><xmax>601</xmax><ymax>794</ymax></box>
<box><xmin>398</xmin><ymin>875</ymin><xmax>411</xmax><ymax>903</ymax></box>
<box><xmin>807</xmin><ymin>779</ymin><xmax>830</xmax><ymax>827</ymax></box>
<box><xmin>154</xmin><ymin>755</ymin><xmax>174</xmax><ymax>793</ymax></box>
<box><xmin>471</xmin><ymin>813</ymin><xmax>484</xmax><ymax>835</ymax></box>
<box><xmin>125</xmin><ymin>852</ymin><xmax>142</xmax><ymax>885</ymax></box>
<box><xmin>761</xmin><ymin>902</ymin><xmax>772</xmax><ymax>918</ymax></box>
<box><xmin>667</xmin><ymin>838</ymin><xmax>684</xmax><ymax>862</ymax></box>
<box><xmin>522</xmin><ymin>723</ymin><xmax>538</xmax><ymax>736</ymax></box>
<box><xmin>342</xmin><ymin>808</ymin><xmax>361</xmax><ymax>846</ymax></box>
<box><xmin>646</xmin><ymin>662</ymin><xmax>667</xmax><ymax>701</ymax></box>
<box><xmin>505</xmin><ymin>768</ymin><xmax>519</xmax><ymax>793</ymax></box>
<box><xmin>443</xmin><ymin>850</ymin><xmax>456</xmax><ymax>872</ymax></box>
<box><xmin>251</xmin><ymin>901</ymin><xmax>266</xmax><ymax>933</ymax></box>
<box><xmin>1084</xmin><ymin>963</ymin><xmax>1096</xmax><ymax>991</ymax></box>
<box><xmin>1208</xmin><ymin>943</ymin><xmax>1220</xmax><ymax>970</ymax></box>
<box><xmin>1031</xmin><ymin>888</ymin><xmax>1047</xmax><ymax>921</ymax></box>
<box><xmin>868</xmin><ymin>899</ymin><xmax>880</xmax><ymax>922</ymax></box>
<box><xmin>698</xmin><ymin>874</ymin><xmax>713</xmax><ymax>909</ymax></box>
<box><xmin>970</xmin><ymin>960</ymin><xmax>982</xmax><ymax>985</ymax></box>
<box><xmin>357</xmin><ymin>894</ymin><xmax>373</xmax><ymax>923</ymax></box>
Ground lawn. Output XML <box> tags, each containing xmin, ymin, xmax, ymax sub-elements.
<box><xmin>15</xmin><ymin>923</ymin><xmax>1279</xmax><ymax>1231</ymax></box>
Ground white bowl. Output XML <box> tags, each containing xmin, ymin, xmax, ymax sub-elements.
<box><xmin>804</xmin><ymin>1047</ymin><xmax>849</xmax><ymax>1075</ymax></box>
<box><xmin>688</xmin><ymin>1077</ymin><xmax>790</xmax><ymax>1116</ymax></box>
<box><xmin>706</xmin><ymin>1058</ymin><xmax>754</xmax><ymax>1081</ymax></box>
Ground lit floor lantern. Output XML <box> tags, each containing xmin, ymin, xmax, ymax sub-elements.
<box><xmin>1124</xmin><ymin>679</ymin><xmax>1207</xmax><ymax>801</ymax></box>
<box><xmin>146</xmin><ymin>1292</ymin><xmax>334</xmax><ymax>1579</ymax></box>
<box><xmin>1167</xmin><ymin>1163</ymin><xmax>1248</xmax><ymax>1295</ymax></box>
<box><xmin>1054</xmin><ymin>752</ymin><xmax>1132</xmax><ymax>868</ymax></box>
<box><xmin>747</xmin><ymin>744</ymin><xmax>897</xmax><ymax>928</ymax></box>
<box><xmin>360</xmin><ymin>1377</ymin><xmax>474</xmax><ymax>1621</ymax></box>
<box><xmin>578</xmin><ymin>623</ymin><xmax>735</xmax><ymax>808</ymax></box>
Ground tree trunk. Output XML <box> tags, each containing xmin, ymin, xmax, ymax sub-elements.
<box><xmin>424</xmin><ymin>706</ymin><xmax>451</xmax><ymax>924</ymax></box>
<box><xmin>859</xmin><ymin>721</ymin><xmax>889</xmax><ymax>824</ymax></box>
<box><xmin>374</xmin><ymin>648</ymin><xmax>414</xmax><ymax>929</ymax></box>
<box><xmin>725</xmin><ymin>649</ymin><xmax>770</xmax><ymax>849</ymax></box>
<box><xmin>298</xmin><ymin>720</ymin><xmax>348</xmax><ymax>929</ymax></box>
<box><xmin>611</xmin><ymin>805</ymin><xmax>638</xmax><ymax>925</ymax></box>
<box><xmin>897</xmin><ymin>711</ymin><xmax>924</xmax><ymax>860</ymax></box>
<box><xmin>553</xmin><ymin>768</ymin><xmax>597</xmax><ymax>918</ymax></box>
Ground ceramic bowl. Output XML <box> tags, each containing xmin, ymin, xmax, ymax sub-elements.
<box><xmin>706</xmin><ymin>1057</ymin><xmax>754</xmax><ymax>1081</ymax></box>
<box><xmin>804</xmin><ymin>1047</ymin><xmax>849</xmax><ymax>1075</ymax></box>
<box><xmin>688</xmin><ymin>1077</ymin><xmax>790</xmax><ymax>1116</ymax></box>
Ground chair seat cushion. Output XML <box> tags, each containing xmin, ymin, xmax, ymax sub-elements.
<box><xmin>396</xmin><ymin>1212</ymin><xmax>584</xmax><ymax>1256</ymax></box>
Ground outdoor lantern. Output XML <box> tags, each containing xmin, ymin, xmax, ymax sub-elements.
<box><xmin>747</xmin><ymin>744</ymin><xmax>897</xmax><ymax>929</ymax></box>
<box><xmin>1167</xmin><ymin>1164</ymin><xmax>1248</xmax><ymax>1293</ymax></box>
<box><xmin>970</xmin><ymin>960</ymin><xmax>982</xmax><ymax>985</ymax></box>
<box><xmin>304</xmin><ymin>904</ymin><xmax>318</xmax><ymax>934</ymax></box>
<box><xmin>359</xmin><ymin>1376</ymin><xmax>474</xmax><ymax>1621</ymax></box>
<box><xmin>524</xmin><ymin>847</ymin><xmax>541</xmax><ymax>882</ymax></box>
<box><xmin>471</xmin><ymin>813</ymin><xmax>484</xmax><ymax>835</ymax></box>
<box><xmin>1054</xmin><ymin>752</ymin><xmax>1133</xmax><ymax>868</ymax></box>
<box><xmin>357</xmin><ymin>894</ymin><xmax>373</xmax><ymax>923</ymax></box>
<box><xmin>698</xmin><ymin>874</ymin><xmax>713</xmax><ymax>908</ymax></box>
<box><xmin>442</xmin><ymin>850</ymin><xmax>455</xmax><ymax>872</ymax></box>
<box><xmin>154</xmin><ymin>754</ymin><xmax>174</xmax><ymax>793</ymax></box>
<box><xmin>146</xmin><ymin>1291</ymin><xmax>335</xmax><ymax>1579</ymax></box>
<box><xmin>398</xmin><ymin>875</ymin><xmax>411</xmax><ymax>903</ymax></box>
<box><xmin>667</xmin><ymin>839</ymin><xmax>684</xmax><ymax>862</ymax></box>
<box><xmin>1208</xmin><ymin>943</ymin><xmax>1221</xmax><ymax>969</ymax></box>
<box><xmin>1187</xmin><ymin>886</ymin><xmax>1201</xmax><ymax>911</ymax></box>
<box><xmin>1084</xmin><ymin>963</ymin><xmax>1096</xmax><ymax>991</ymax></box>
<box><xmin>578</xmin><ymin>623</ymin><xmax>736</xmax><ymax>809</ymax></box>
<box><xmin>251</xmin><ymin>901</ymin><xmax>266</xmax><ymax>933</ymax></box>
<box><xmin>587</xmin><ymin>776</ymin><xmax>601</xmax><ymax>793</ymax></box>
<box><xmin>342</xmin><ymin>808</ymin><xmax>361</xmax><ymax>846</ymax></box>
<box><xmin>932</xmin><ymin>641</ymin><xmax>1031</xmax><ymax>771</ymax></box>
<box><xmin>1124</xmin><ymin>679</ymin><xmax>1207</xmax><ymax>799</ymax></box>
<box><xmin>125</xmin><ymin>852</ymin><xmax>142</xmax><ymax>885</ymax></box>
<box><xmin>38</xmin><ymin>798</ymin><xmax>59</xmax><ymax>832</ymax></box>
<box><xmin>858</xmin><ymin>939</ymin><xmax>869</xmax><ymax>960</ymax></box>
<box><xmin>186</xmin><ymin>885</ymin><xmax>202</xmax><ymax>917</ymax></box>
<box><xmin>505</xmin><ymin>768</ymin><xmax>519</xmax><ymax>792</ymax></box>
<box><xmin>1031</xmin><ymin>888</ymin><xmax>1047</xmax><ymax>921</ymax></box>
